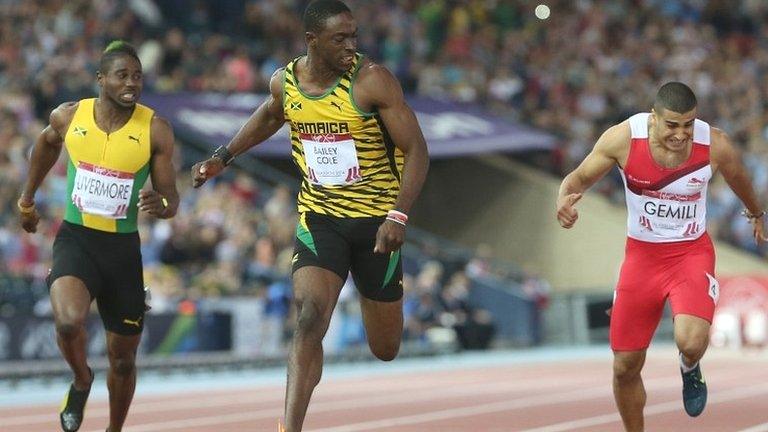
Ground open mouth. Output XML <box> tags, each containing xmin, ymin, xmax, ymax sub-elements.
<box><xmin>120</xmin><ymin>92</ymin><xmax>136</xmax><ymax>103</ymax></box>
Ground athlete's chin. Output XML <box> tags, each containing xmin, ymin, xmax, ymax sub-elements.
<box><xmin>116</xmin><ymin>100</ymin><xmax>137</xmax><ymax>109</ymax></box>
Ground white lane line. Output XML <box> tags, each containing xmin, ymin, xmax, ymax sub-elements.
<box><xmin>738</xmin><ymin>421</ymin><xmax>768</xmax><ymax>432</ymax></box>
<box><xmin>2</xmin><ymin>368</ymin><xmax>499</xmax><ymax>426</ymax></box>
<box><xmin>522</xmin><ymin>382</ymin><xmax>768</xmax><ymax>432</ymax></box>
<box><xmin>306</xmin><ymin>375</ymin><xmax>689</xmax><ymax>432</ymax></box>
<box><xmin>80</xmin><ymin>375</ymin><xmax>602</xmax><ymax>432</ymax></box>
<box><xmin>308</xmin><ymin>370</ymin><xmax>762</xmax><ymax>432</ymax></box>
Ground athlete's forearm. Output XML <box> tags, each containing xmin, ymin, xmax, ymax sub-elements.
<box><xmin>393</xmin><ymin>142</ymin><xmax>429</xmax><ymax>215</ymax></box>
<box><xmin>22</xmin><ymin>134</ymin><xmax>63</xmax><ymax>201</ymax></box>
<box><xmin>558</xmin><ymin>171</ymin><xmax>588</xmax><ymax>200</ymax></box>
<box><xmin>226</xmin><ymin>102</ymin><xmax>285</xmax><ymax>158</ymax></box>
<box><xmin>724</xmin><ymin>169</ymin><xmax>763</xmax><ymax>214</ymax></box>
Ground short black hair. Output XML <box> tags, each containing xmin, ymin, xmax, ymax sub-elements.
<box><xmin>303</xmin><ymin>0</ymin><xmax>351</xmax><ymax>33</ymax></box>
<box><xmin>654</xmin><ymin>82</ymin><xmax>697</xmax><ymax>114</ymax></box>
<box><xmin>99</xmin><ymin>40</ymin><xmax>140</xmax><ymax>73</ymax></box>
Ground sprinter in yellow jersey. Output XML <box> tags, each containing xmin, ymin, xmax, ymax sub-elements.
<box><xmin>18</xmin><ymin>41</ymin><xmax>178</xmax><ymax>432</ymax></box>
<box><xmin>191</xmin><ymin>1</ymin><xmax>428</xmax><ymax>430</ymax></box>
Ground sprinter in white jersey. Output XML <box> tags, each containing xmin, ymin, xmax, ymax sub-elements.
<box><xmin>556</xmin><ymin>82</ymin><xmax>766</xmax><ymax>431</ymax></box>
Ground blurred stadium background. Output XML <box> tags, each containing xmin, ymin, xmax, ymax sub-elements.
<box><xmin>2</xmin><ymin>0</ymin><xmax>768</xmax><ymax>392</ymax></box>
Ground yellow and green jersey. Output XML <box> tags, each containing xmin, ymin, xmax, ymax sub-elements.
<box><xmin>283</xmin><ymin>53</ymin><xmax>404</xmax><ymax>218</ymax></box>
<box><xmin>63</xmin><ymin>98</ymin><xmax>153</xmax><ymax>233</ymax></box>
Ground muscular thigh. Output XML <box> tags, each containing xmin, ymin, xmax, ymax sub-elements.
<box><xmin>292</xmin><ymin>212</ymin><xmax>351</xmax><ymax>281</ymax></box>
<box><xmin>292</xmin><ymin>266</ymin><xmax>345</xmax><ymax>331</ymax></box>
<box><xmin>49</xmin><ymin>221</ymin><xmax>102</xmax><ymax>299</ymax></box>
<box><xmin>668</xmin><ymin>240</ymin><xmax>717</xmax><ymax>323</ymax></box>
<box><xmin>348</xmin><ymin>217</ymin><xmax>403</xmax><ymax>302</ymax></box>
<box><xmin>610</xmin><ymin>249</ymin><xmax>667</xmax><ymax>351</ymax></box>
<box><xmin>91</xmin><ymin>230</ymin><xmax>146</xmax><ymax>336</ymax></box>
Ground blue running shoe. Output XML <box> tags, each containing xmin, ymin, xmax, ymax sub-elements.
<box><xmin>681</xmin><ymin>363</ymin><xmax>707</xmax><ymax>417</ymax></box>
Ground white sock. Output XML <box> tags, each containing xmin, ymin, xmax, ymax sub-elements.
<box><xmin>680</xmin><ymin>353</ymin><xmax>698</xmax><ymax>373</ymax></box>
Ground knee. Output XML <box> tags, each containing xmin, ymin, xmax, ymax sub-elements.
<box><xmin>294</xmin><ymin>300</ymin><xmax>327</xmax><ymax>339</ymax></box>
<box><xmin>109</xmin><ymin>355</ymin><xmax>136</xmax><ymax>377</ymax></box>
<box><xmin>678</xmin><ymin>337</ymin><xmax>708</xmax><ymax>362</ymax></box>
<box><xmin>370</xmin><ymin>342</ymin><xmax>400</xmax><ymax>362</ymax></box>
<box><xmin>613</xmin><ymin>358</ymin><xmax>642</xmax><ymax>384</ymax></box>
<box><xmin>55</xmin><ymin>321</ymin><xmax>84</xmax><ymax>341</ymax></box>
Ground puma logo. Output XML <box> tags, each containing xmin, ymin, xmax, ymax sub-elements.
<box><xmin>122</xmin><ymin>316</ymin><xmax>143</xmax><ymax>328</ymax></box>
<box><xmin>128</xmin><ymin>135</ymin><xmax>140</xmax><ymax>144</ymax></box>
<box><xmin>330</xmin><ymin>101</ymin><xmax>344</xmax><ymax>112</ymax></box>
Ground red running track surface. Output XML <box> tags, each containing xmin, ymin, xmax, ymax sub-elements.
<box><xmin>2</xmin><ymin>348</ymin><xmax>768</xmax><ymax>432</ymax></box>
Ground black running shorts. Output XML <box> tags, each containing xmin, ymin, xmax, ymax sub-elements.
<box><xmin>292</xmin><ymin>212</ymin><xmax>403</xmax><ymax>302</ymax></box>
<box><xmin>48</xmin><ymin>221</ymin><xmax>146</xmax><ymax>335</ymax></box>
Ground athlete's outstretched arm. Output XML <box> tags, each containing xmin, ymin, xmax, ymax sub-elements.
<box><xmin>556</xmin><ymin>122</ymin><xmax>627</xmax><ymax>229</ymax></box>
<box><xmin>192</xmin><ymin>69</ymin><xmax>287</xmax><ymax>188</ymax></box>
<box><xmin>357</xmin><ymin>63</ymin><xmax>429</xmax><ymax>253</ymax></box>
<box><xmin>140</xmin><ymin>116</ymin><xmax>179</xmax><ymax>219</ymax></box>
<box><xmin>19</xmin><ymin>102</ymin><xmax>76</xmax><ymax>233</ymax></box>
<box><xmin>710</xmin><ymin>128</ymin><xmax>766</xmax><ymax>241</ymax></box>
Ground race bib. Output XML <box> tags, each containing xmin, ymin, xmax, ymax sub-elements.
<box><xmin>301</xmin><ymin>133</ymin><xmax>362</xmax><ymax>186</ymax></box>
<box><xmin>71</xmin><ymin>162</ymin><xmax>135</xmax><ymax>219</ymax></box>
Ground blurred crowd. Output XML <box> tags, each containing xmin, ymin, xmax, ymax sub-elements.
<box><xmin>3</xmin><ymin>0</ymin><xmax>768</xmax><ymax>255</ymax></box>
<box><xmin>7</xmin><ymin>0</ymin><xmax>768</xmax><ymax>352</ymax></box>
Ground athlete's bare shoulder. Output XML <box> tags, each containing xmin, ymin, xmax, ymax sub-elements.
<box><xmin>269</xmin><ymin>67</ymin><xmax>286</xmax><ymax>100</ymax></box>
<box><xmin>49</xmin><ymin>101</ymin><xmax>79</xmax><ymax>134</ymax></box>
<box><xmin>150</xmin><ymin>115</ymin><xmax>173</xmax><ymax>133</ymax></box>
<box><xmin>596</xmin><ymin>120</ymin><xmax>631</xmax><ymax>161</ymax></box>
<box><xmin>353</xmin><ymin>59</ymin><xmax>402</xmax><ymax>112</ymax></box>
<box><xmin>266</xmin><ymin>67</ymin><xmax>287</xmax><ymax>120</ymax></box>
<box><xmin>709</xmin><ymin>126</ymin><xmax>730</xmax><ymax>148</ymax></box>
<box><xmin>355</xmin><ymin>58</ymin><xmax>393</xmax><ymax>86</ymax></box>
<box><xmin>271</xmin><ymin>66</ymin><xmax>286</xmax><ymax>83</ymax></box>
<box><xmin>708</xmin><ymin>126</ymin><xmax>735</xmax><ymax>172</ymax></box>
<box><xmin>150</xmin><ymin>115</ymin><xmax>175</xmax><ymax>155</ymax></box>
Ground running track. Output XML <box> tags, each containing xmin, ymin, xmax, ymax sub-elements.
<box><xmin>2</xmin><ymin>346</ymin><xmax>768</xmax><ymax>431</ymax></box>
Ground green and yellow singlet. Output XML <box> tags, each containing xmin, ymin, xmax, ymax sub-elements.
<box><xmin>63</xmin><ymin>98</ymin><xmax>153</xmax><ymax>233</ymax></box>
<box><xmin>283</xmin><ymin>53</ymin><xmax>404</xmax><ymax>218</ymax></box>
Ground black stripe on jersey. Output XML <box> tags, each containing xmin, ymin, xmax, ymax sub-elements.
<box><xmin>299</xmin><ymin>194</ymin><xmax>337</xmax><ymax>214</ymax></box>
<box><xmin>375</xmin><ymin>115</ymin><xmax>401</xmax><ymax>183</ymax></box>
<box><xmin>305</xmin><ymin>184</ymin><xmax>389</xmax><ymax>209</ymax></box>
<box><xmin>354</xmin><ymin>138</ymin><xmax>385</xmax><ymax>144</ymax></box>
<box><xmin>341</xmin><ymin>183</ymin><xmax>395</xmax><ymax>196</ymax></box>
<box><xmin>301</xmin><ymin>190</ymin><xmax>381</xmax><ymax>216</ymax></box>
<box><xmin>356</xmin><ymin>183</ymin><xmax>396</xmax><ymax>194</ymax></box>
<box><xmin>355</xmin><ymin>130</ymin><xmax>385</xmax><ymax>138</ymax></box>
<box><xmin>322</xmin><ymin>183</ymin><xmax>394</xmax><ymax>198</ymax></box>
<box><xmin>359</xmin><ymin>159</ymin><xmax>394</xmax><ymax>169</ymax></box>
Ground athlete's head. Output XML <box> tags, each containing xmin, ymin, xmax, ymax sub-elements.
<box><xmin>651</xmin><ymin>82</ymin><xmax>697</xmax><ymax>152</ymax></box>
<box><xmin>303</xmin><ymin>0</ymin><xmax>357</xmax><ymax>73</ymax></box>
<box><xmin>97</xmin><ymin>40</ymin><xmax>142</xmax><ymax>108</ymax></box>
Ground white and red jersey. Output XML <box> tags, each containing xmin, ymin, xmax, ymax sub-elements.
<box><xmin>619</xmin><ymin>113</ymin><xmax>712</xmax><ymax>243</ymax></box>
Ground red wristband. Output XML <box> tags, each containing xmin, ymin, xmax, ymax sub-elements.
<box><xmin>386</xmin><ymin>210</ymin><xmax>408</xmax><ymax>226</ymax></box>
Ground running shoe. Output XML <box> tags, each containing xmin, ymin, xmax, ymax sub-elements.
<box><xmin>681</xmin><ymin>363</ymin><xmax>707</xmax><ymax>417</ymax></box>
<box><xmin>60</xmin><ymin>368</ymin><xmax>93</xmax><ymax>432</ymax></box>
